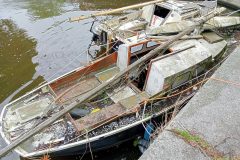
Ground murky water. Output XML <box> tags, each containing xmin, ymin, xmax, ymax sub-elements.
<box><xmin>0</xmin><ymin>0</ymin><xmax>150</xmax><ymax>104</ymax></box>
<box><xmin>0</xmin><ymin>0</ymin><xmax>150</xmax><ymax>159</ymax></box>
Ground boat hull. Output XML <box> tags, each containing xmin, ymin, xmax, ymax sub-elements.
<box><xmin>47</xmin><ymin>121</ymin><xmax>146</xmax><ymax>157</ymax></box>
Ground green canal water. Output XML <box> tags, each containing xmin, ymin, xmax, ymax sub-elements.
<box><xmin>0</xmin><ymin>0</ymin><xmax>150</xmax><ymax>159</ymax></box>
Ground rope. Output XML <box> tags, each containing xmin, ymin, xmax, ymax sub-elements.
<box><xmin>226</xmin><ymin>9</ymin><xmax>240</xmax><ymax>16</ymax></box>
<box><xmin>63</xmin><ymin>38</ymin><xmax>235</xmax><ymax>142</ymax></box>
<box><xmin>144</xmin><ymin>76</ymin><xmax>240</xmax><ymax>103</ymax></box>
<box><xmin>211</xmin><ymin>77</ymin><xmax>240</xmax><ymax>88</ymax></box>
<box><xmin>65</xmin><ymin>54</ymin><xmax>238</xmax><ymax>144</ymax></box>
<box><xmin>79</xmin><ymin>143</ymin><xmax>88</xmax><ymax>160</ymax></box>
<box><xmin>38</xmin><ymin>45</ymin><xmax>233</xmax><ymax>146</ymax></box>
<box><xmin>65</xmin><ymin>72</ymin><xmax>240</xmax><ymax>145</ymax></box>
<box><xmin>92</xmin><ymin>40</ymin><xmax>120</xmax><ymax>60</ymax></box>
<box><xmin>65</xmin><ymin>76</ymin><xmax>204</xmax><ymax>143</ymax></box>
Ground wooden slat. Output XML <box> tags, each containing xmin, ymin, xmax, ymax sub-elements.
<box><xmin>95</xmin><ymin>67</ymin><xmax>120</xmax><ymax>83</ymax></box>
<box><xmin>119</xmin><ymin>92</ymin><xmax>149</xmax><ymax>111</ymax></box>
<box><xmin>65</xmin><ymin>113</ymin><xmax>79</xmax><ymax>132</ymax></box>
<box><xmin>49</xmin><ymin>52</ymin><xmax>117</xmax><ymax>91</ymax></box>
<box><xmin>75</xmin><ymin>103</ymin><xmax>126</xmax><ymax>132</ymax></box>
<box><xmin>75</xmin><ymin>92</ymin><xmax>149</xmax><ymax>133</ymax></box>
<box><xmin>56</xmin><ymin>77</ymin><xmax>101</xmax><ymax>103</ymax></box>
<box><xmin>70</xmin><ymin>0</ymin><xmax>164</xmax><ymax>22</ymax></box>
<box><xmin>202</xmin><ymin>32</ymin><xmax>223</xmax><ymax>44</ymax></box>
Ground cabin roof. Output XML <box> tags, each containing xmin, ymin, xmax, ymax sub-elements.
<box><xmin>151</xmin><ymin>39</ymin><xmax>212</xmax><ymax>78</ymax></box>
<box><xmin>198</xmin><ymin>38</ymin><xmax>227</xmax><ymax>59</ymax></box>
<box><xmin>156</xmin><ymin>1</ymin><xmax>201</xmax><ymax>14</ymax></box>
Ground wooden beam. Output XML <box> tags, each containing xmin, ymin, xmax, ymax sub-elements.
<box><xmin>0</xmin><ymin>7</ymin><xmax>225</xmax><ymax>158</ymax></box>
<box><xmin>148</xmin><ymin>35</ymin><xmax>203</xmax><ymax>41</ymax></box>
<box><xmin>70</xmin><ymin>0</ymin><xmax>164</xmax><ymax>22</ymax></box>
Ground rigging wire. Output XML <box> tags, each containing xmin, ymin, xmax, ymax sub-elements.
<box><xmin>38</xmin><ymin>17</ymin><xmax>238</xmax><ymax>144</ymax></box>
<box><xmin>62</xmin><ymin>47</ymin><xmax>237</xmax><ymax>144</ymax></box>
<box><xmin>6</xmin><ymin>7</ymin><xmax>239</xmax><ymax>152</ymax></box>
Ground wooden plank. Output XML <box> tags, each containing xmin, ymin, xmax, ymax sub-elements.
<box><xmin>70</xmin><ymin>0</ymin><xmax>164</xmax><ymax>22</ymax></box>
<box><xmin>149</xmin><ymin>35</ymin><xmax>203</xmax><ymax>41</ymax></box>
<box><xmin>95</xmin><ymin>66</ymin><xmax>120</xmax><ymax>83</ymax></box>
<box><xmin>75</xmin><ymin>92</ymin><xmax>147</xmax><ymax>133</ymax></box>
<box><xmin>56</xmin><ymin>77</ymin><xmax>101</xmax><ymax>103</ymax></box>
<box><xmin>49</xmin><ymin>52</ymin><xmax>117</xmax><ymax>91</ymax></box>
<box><xmin>75</xmin><ymin>103</ymin><xmax>126</xmax><ymax>132</ymax></box>
<box><xmin>119</xmin><ymin>92</ymin><xmax>149</xmax><ymax>111</ymax></box>
<box><xmin>65</xmin><ymin>113</ymin><xmax>79</xmax><ymax>132</ymax></box>
<box><xmin>202</xmin><ymin>32</ymin><xmax>223</xmax><ymax>44</ymax></box>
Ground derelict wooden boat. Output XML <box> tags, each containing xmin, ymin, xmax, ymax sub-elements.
<box><xmin>0</xmin><ymin>30</ymin><xmax>228</xmax><ymax>157</ymax></box>
<box><xmin>90</xmin><ymin>0</ymin><xmax>239</xmax><ymax>51</ymax></box>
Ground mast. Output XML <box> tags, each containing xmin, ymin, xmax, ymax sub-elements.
<box><xmin>0</xmin><ymin>7</ymin><xmax>226</xmax><ymax>158</ymax></box>
<box><xmin>70</xmin><ymin>0</ymin><xmax>164</xmax><ymax>22</ymax></box>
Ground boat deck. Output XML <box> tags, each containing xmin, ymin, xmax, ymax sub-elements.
<box><xmin>75</xmin><ymin>91</ymin><xmax>149</xmax><ymax>133</ymax></box>
<box><xmin>55</xmin><ymin>66</ymin><xmax>120</xmax><ymax>104</ymax></box>
<box><xmin>75</xmin><ymin>103</ymin><xmax>126</xmax><ymax>132</ymax></box>
<box><xmin>95</xmin><ymin>66</ymin><xmax>120</xmax><ymax>83</ymax></box>
<box><xmin>56</xmin><ymin>77</ymin><xmax>101</xmax><ymax>103</ymax></box>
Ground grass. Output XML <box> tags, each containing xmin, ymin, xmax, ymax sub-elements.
<box><xmin>169</xmin><ymin>128</ymin><xmax>224</xmax><ymax>160</ymax></box>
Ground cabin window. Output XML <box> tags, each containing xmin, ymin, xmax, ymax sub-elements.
<box><xmin>150</xmin><ymin>5</ymin><xmax>171</xmax><ymax>27</ymax></box>
<box><xmin>172</xmin><ymin>71</ymin><xmax>191</xmax><ymax>89</ymax></box>
<box><xmin>154</xmin><ymin>5</ymin><xmax>171</xmax><ymax>19</ymax></box>
<box><xmin>147</xmin><ymin>41</ymin><xmax>158</xmax><ymax>48</ymax></box>
<box><xmin>130</xmin><ymin>44</ymin><xmax>144</xmax><ymax>54</ymax></box>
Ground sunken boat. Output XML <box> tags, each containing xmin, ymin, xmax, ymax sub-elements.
<box><xmin>0</xmin><ymin>1</ymin><xmax>240</xmax><ymax>158</ymax></box>
<box><xmin>89</xmin><ymin>0</ymin><xmax>240</xmax><ymax>53</ymax></box>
